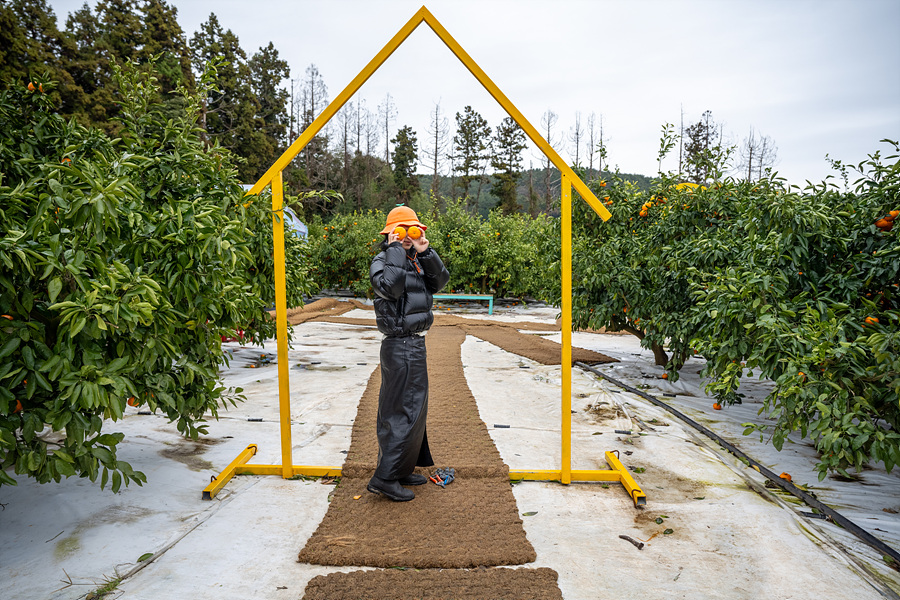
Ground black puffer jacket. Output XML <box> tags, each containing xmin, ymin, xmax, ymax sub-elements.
<box><xmin>370</xmin><ymin>243</ymin><xmax>450</xmax><ymax>336</ymax></box>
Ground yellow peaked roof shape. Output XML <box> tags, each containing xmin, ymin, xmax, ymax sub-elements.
<box><xmin>246</xmin><ymin>5</ymin><xmax>610</xmax><ymax>221</ymax></box>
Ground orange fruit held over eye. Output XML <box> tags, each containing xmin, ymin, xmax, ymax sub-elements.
<box><xmin>393</xmin><ymin>226</ymin><xmax>407</xmax><ymax>239</ymax></box>
<box><xmin>407</xmin><ymin>226</ymin><xmax>422</xmax><ymax>239</ymax></box>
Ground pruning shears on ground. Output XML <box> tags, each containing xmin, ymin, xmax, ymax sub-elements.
<box><xmin>430</xmin><ymin>467</ymin><xmax>455</xmax><ymax>489</ymax></box>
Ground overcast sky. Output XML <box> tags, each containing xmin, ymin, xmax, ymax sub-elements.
<box><xmin>48</xmin><ymin>0</ymin><xmax>900</xmax><ymax>186</ymax></box>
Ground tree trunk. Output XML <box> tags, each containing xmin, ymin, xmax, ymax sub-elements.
<box><xmin>618</xmin><ymin>322</ymin><xmax>669</xmax><ymax>366</ymax></box>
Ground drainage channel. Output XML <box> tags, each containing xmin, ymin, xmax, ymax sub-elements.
<box><xmin>575</xmin><ymin>361</ymin><xmax>900</xmax><ymax>567</ymax></box>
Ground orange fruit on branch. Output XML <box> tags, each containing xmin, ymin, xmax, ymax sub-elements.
<box><xmin>875</xmin><ymin>218</ymin><xmax>893</xmax><ymax>231</ymax></box>
<box><xmin>712</xmin><ymin>403</ymin><xmax>722</xmax><ymax>410</ymax></box>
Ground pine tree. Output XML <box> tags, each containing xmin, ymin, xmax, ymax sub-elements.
<box><xmin>139</xmin><ymin>0</ymin><xmax>193</xmax><ymax>101</ymax></box>
<box><xmin>190</xmin><ymin>13</ymin><xmax>265</xmax><ymax>181</ymax></box>
<box><xmin>452</xmin><ymin>105</ymin><xmax>491</xmax><ymax>211</ymax></box>
<box><xmin>391</xmin><ymin>125</ymin><xmax>419</xmax><ymax>204</ymax></box>
<box><xmin>61</xmin><ymin>0</ymin><xmax>157</xmax><ymax>133</ymax></box>
<box><xmin>62</xmin><ymin>2</ymin><xmax>123</xmax><ymax>132</ymax></box>
<box><xmin>0</xmin><ymin>0</ymin><xmax>75</xmax><ymax>114</ymax></box>
<box><xmin>683</xmin><ymin>110</ymin><xmax>731</xmax><ymax>184</ymax></box>
<box><xmin>0</xmin><ymin>0</ymin><xmax>66</xmax><ymax>83</ymax></box>
<box><xmin>95</xmin><ymin>0</ymin><xmax>143</xmax><ymax>64</ymax></box>
<box><xmin>490</xmin><ymin>116</ymin><xmax>526</xmax><ymax>214</ymax></box>
<box><xmin>248</xmin><ymin>42</ymin><xmax>290</xmax><ymax>178</ymax></box>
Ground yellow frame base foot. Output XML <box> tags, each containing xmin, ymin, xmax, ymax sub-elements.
<box><xmin>202</xmin><ymin>444</ymin><xmax>342</xmax><ymax>500</ymax></box>
<box><xmin>509</xmin><ymin>451</ymin><xmax>646</xmax><ymax>507</ymax></box>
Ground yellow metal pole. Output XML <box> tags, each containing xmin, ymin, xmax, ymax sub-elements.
<box><xmin>247</xmin><ymin>7</ymin><xmax>428</xmax><ymax>196</ymax></box>
<box><xmin>235</xmin><ymin>465</ymin><xmax>342</xmax><ymax>477</ymax></box>
<box><xmin>421</xmin><ymin>9</ymin><xmax>611</xmax><ymax>222</ymax></box>
<box><xmin>245</xmin><ymin>6</ymin><xmax>611</xmax><ymax>224</ymax></box>
<box><xmin>202</xmin><ymin>444</ymin><xmax>257</xmax><ymax>500</ymax></box>
<box><xmin>272</xmin><ymin>172</ymin><xmax>293</xmax><ymax>479</ymax></box>
<box><xmin>605</xmin><ymin>451</ymin><xmax>647</xmax><ymax>506</ymax></box>
<box><xmin>561</xmin><ymin>175</ymin><xmax>572</xmax><ymax>485</ymax></box>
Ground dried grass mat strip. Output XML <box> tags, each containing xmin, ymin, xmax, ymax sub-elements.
<box><xmin>302</xmin><ymin>567</ymin><xmax>563</xmax><ymax>600</ymax></box>
<box><xmin>298</xmin><ymin>325</ymin><xmax>535</xmax><ymax>568</ymax></box>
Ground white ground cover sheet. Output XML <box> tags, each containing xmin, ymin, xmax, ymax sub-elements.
<box><xmin>1</xmin><ymin>300</ymin><xmax>897</xmax><ymax>599</ymax></box>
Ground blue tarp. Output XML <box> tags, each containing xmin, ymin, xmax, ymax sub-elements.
<box><xmin>283</xmin><ymin>206</ymin><xmax>308</xmax><ymax>239</ymax></box>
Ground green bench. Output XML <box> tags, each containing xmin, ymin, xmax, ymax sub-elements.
<box><xmin>433</xmin><ymin>293</ymin><xmax>494</xmax><ymax>314</ymax></box>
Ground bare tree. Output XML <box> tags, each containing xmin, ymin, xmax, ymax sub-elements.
<box><xmin>288</xmin><ymin>74</ymin><xmax>300</xmax><ymax>143</ymax></box>
<box><xmin>568</xmin><ymin>111</ymin><xmax>584</xmax><ymax>168</ymax></box>
<box><xmin>354</xmin><ymin>99</ymin><xmax>366</xmax><ymax>156</ymax></box>
<box><xmin>539</xmin><ymin>109</ymin><xmax>559</xmax><ymax>210</ymax></box>
<box><xmin>365</xmin><ymin>106</ymin><xmax>379</xmax><ymax>157</ymax></box>
<box><xmin>378</xmin><ymin>93</ymin><xmax>397</xmax><ymax>163</ymax></box>
<box><xmin>594</xmin><ymin>113</ymin><xmax>607</xmax><ymax>176</ymax></box>
<box><xmin>299</xmin><ymin>64</ymin><xmax>329</xmax><ymax>186</ymax></box>
<box><xmin>677</xmin><ymin>104</ymin><xmax>685</xmax><ymax>176</ymax></box>
<box><xmin>362</xmin><ymin>104</ymin><xmax>380</xmax><ymax>204</ymax></box>
<box><xmin>757</xmin><ymin>133</ymin><xmax>778</xmax><ymax>179</ymax></box>
<box><xmin>738</xmin><ymin>127</ymin><xmax>778</xmax><ymax>181</ymax></box>
<box><xmin>527</xmin><ymin>161</ymin><xmax>540</xmax><ymax>217</ymax></box>
<box><xmin>335</xmin><ymin>101</ymin><xmax>356</xmax><ymax>192</ymax></box>
<box><xmin>420</xmin><ymin>100</ymin><xmax>450</xmax><ymax>204</ymax></box>
<box><xmin>586</xmin><ymin>112</ymin><xmax>597</xmax><ymax>175</ymax></box>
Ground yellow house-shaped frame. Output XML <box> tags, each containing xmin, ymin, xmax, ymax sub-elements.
<box><xmin>203</xmin><ymin>6</ymin><xmax>645</xmax><ymax>507</ymax></box>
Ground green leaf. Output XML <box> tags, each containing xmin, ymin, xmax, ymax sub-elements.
<box><xmin>0</xmin><ymin>336</ymin><xmax>21</xmax><ymax>359</ymax></box>
<box><xmin>48</xmin><ymin>277</ymin><xmax>63</xmax><ymax>303</ymax></box>
<box><xmin>70</xmin><ymin>316</ymin><xmax>87</xmax><ymax>338</ymax></box>
<box><xmin>22</xmin><ymin>345</ymin><xmax>35</xmax><ymax>370</ymax></box>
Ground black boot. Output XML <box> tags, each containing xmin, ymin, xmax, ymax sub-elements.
<box><xmin>367</xmin><ymin>476</ymin><xmax>415</xmax><ymax>501</ymax></box>
<box><xmin>398</xmin><ymin>473</ymin><xmax>428</xmax><ymax>486</ymax></box>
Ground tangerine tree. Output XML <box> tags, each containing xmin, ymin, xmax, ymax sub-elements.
<box><xmin>0</xmin><ymin>60</ymin><xmax>313</xmax><ymax>491</ymax></box>
<box><xmin>569</xmin><ymin>136</ymin><xmax>899</xmax><ymax>478</ymax></box>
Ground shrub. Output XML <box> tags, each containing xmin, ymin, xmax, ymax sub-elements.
<box><xmin>0</xmin><ymin>61</ymin><xmax>313</xmax><ymax>491</ymax></box>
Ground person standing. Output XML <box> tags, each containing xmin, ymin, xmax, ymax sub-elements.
<box><xmin>367</xmin><ymin>206</ymin><xmax>450</xmax><ymax>501</ymax></box>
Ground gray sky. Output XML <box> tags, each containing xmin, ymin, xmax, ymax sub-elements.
<box><xmin>49</xmin><ymin>0</ymin><xmax>900</xmax><ymax>185</ymax></box>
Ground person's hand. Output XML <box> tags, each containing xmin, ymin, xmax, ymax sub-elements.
<box><xmin>412</xmin><ymin>233</ymin><xmax>429</xmax><ymax>253</ymax></box>
<box><xmin>388</xmin><ymin>231</ymin><xmax>402</xmax><ymax>245</ymax></box>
